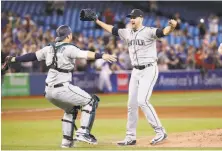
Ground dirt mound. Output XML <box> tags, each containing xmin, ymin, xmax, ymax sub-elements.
<box><xmin>138</xmin><ymin>129</ymin><xmax>222</xmax><ymax>147</ymax></box>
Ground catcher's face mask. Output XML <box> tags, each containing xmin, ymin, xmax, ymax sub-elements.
<box><xmin>55</xmin><ymin>25</ymin><xmax>72</xmax><ymax>42</ymax></box>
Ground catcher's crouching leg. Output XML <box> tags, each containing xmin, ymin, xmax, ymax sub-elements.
<box><xmin>61</xmin><ymin>106</ymin><xmax>80</xmax><ymax>148</ymax></box>
<box><xmin>75</xmin><ymin>94</ymin><xmax>100</xmax><ymax>144</ymax></box>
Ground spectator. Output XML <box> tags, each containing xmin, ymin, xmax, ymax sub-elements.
<box><xmin>155</xmin><ymin>17</ymin><xmax>161</xmax><ymax>28</ymax></box>
<box><xmin>1</xmin><ymin>12</ymin><xmax>9</xmax><ymax>31</ymax></box>
<box><xmin>214</xmin><ymin>55</ymin><xmax>222</xmax><ymax>69</ymax></box>
<box><xmin>53</xmin><ymin>1</ymin><xmax>65</xmax><ymax>15</ymax></box>
<box><xmin>173</xmin><ymin>12</ymin><xmax>182</xmax><ymax>36</ymax></box>
<box><xmin>198</xmin><ymin>19</ymin><xmax>206</xmax><ymax>39</ymax></box>
<box><xmin>186</xmin><ymin>46</ymin><xmax>195</xmax><ymax>70</ymax></box>
<box><xmin>117</xmin><ymin>43</ymin><xmax>132</xmax><ymax>70</ymax></box>
<box><xmin>208</xmin><ymin>14</ymin><xmax>219</xmax><ymax>36</ymax></box>
<box><xmin>103</xmin><ymin>8</ymin><xmax>115</xmax><ymax>25</ymax></box>
<box><xmin>149</xmin><ymin>1</ymin><xmax>158</xmax><ymax>13</ymax></box>
<box><xmin>22</xmin><ymin>14</ymin><xmax>35</xmax><ymax>32</ymax></box>
<box><xmin>94</xmin><ymin>37</ymin><xmax>105</xmax><ymax>53</ymax></box>
<box><xmin>45</xmin><ymin>1</ymin><xmax>54</xmax><ymax>15</ymax></box>
<box><xmin>194</xmin><ymin>47</ymin><xmax>209</xmax><ymax>79</ymax></box>
<box><xmin>21</xmin><ymin>44</ymin><xmax>33</xmax><ymax>72</ymax></box>
<box><xmin>1</xmin><ymin>10</ymin><xmax>222</xmax><ymax>73</ymax></box>
<box><xmin>157</xmin><ymin>40</ymin><xmax>170</xmax><ymax>71</ymax></box>
<box><xmin>158</xmin><ymin>52</ymin><xmax>169</xmax><ymax>71</ymax></box>
<box><xmin>43</xmin><ymin>29</ymin><xmax>53</xmax><ymax>43</ymax></box>
<box><xmin>167</xmin><ymin>48</ymin><xmax>179</xmax><ymax>69</ymax></box>
<box><xmin>176</xmin><ymin>45</ymin><xmax>187</xmax><ymax>69</ymax></box>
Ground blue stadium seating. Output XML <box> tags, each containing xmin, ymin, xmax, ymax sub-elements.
<box><xmin>2</xmin><ymin>1</ymin><xmax>222</xmax><ymax>48</ymax></box>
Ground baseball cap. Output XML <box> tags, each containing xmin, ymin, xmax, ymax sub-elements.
<box><xmin>126</xmin><ymin>9</ymin><xmax>144</xmax><ymax>18</ymax></box>
<box><xmin>55</xmin><ymin>25</ymin><xmax>72</xmax><ymax>42</ymax></box>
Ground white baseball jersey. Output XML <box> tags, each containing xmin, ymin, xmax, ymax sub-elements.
<box><xmin>35</xmin><ymin>42</ymin><xmax>88</xmax><ymax>86</ymax></box>
<box><xmin>118</xmin><ymin>26</ymin><xmax>158</xmax><ymax>66</ymax></box>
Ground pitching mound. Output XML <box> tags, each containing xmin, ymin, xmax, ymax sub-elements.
<box><xmin>137</xmin><ymin>129</ymin><xmax>222</xmax><ymax>147</ymax></box>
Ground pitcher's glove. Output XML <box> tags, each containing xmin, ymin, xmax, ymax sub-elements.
<box><xmin>1</xmin><ymin>56</ymin><xmax>14</xmax><ymax>73</ymax></box>
<box><xmin>80</xmin><ymin>9</ymin><xmax>98</xmax><ymax>21</ymax></box>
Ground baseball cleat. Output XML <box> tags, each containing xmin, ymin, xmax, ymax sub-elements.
<box><xmin>150</xmin><ymin>133</ymin><xmax>167</xmax><ymax>145</ymax></box>
<box><xmin>117</xmin><ymin>138</ymin><xmax>136</xmax><ymax>146</ymax></box>
<box><xmin>60</xmin><ymin>143</ymin><xmax>74</xmax><ymax>148</ymax></box>
<box><xmin>75</xmin><ymin>133</ymin><xmax>97</xmax><ymax>145</ymax></box>
<box><xmin>60</xmin><ymin>139</ymin><xmax>75</xmax><ymax>148</ymax></box>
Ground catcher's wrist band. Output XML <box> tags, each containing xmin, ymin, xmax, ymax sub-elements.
<box><xmin>95</xmin><ymin>53</ymin><xmax>103</xmax><ymax>59</ymax></box>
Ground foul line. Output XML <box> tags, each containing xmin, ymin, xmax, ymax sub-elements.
<box><xmin>2</xmin><ymin>108</ymin><xmax>58</xmax><ymax>114</ymax></box>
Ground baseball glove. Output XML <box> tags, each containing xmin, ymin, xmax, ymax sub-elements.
<box><xmin>1</xmin><ymin>56</ymin><xmax>14</xmax><ymax>73</ymax></box>
<box><xmin>80</xmin><ymin>9</ymin><xmax>98</xmax><ymax>21</ymax></box>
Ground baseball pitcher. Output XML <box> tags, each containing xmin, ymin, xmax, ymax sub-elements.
<box><xmin>80</xmin><ymin>9</ymin><xmax>177</xmax><ymax>145</ymax></box>
<box><xmin>1</xmin><ymin>25</ymin><xmax>117</xmax><ymax>148</ymax></box>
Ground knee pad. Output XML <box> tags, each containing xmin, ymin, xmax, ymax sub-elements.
<box><xmin>80</xmin><ymin>94</ymin><xmax>100</xmax><ymax>133</ymax></box>
<box><xmin>91</xmin><ymin>94</ymin><xmax>100</xmax><ymax>108</ymax></box>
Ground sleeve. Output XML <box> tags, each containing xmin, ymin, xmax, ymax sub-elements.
<box><xmin>66</xmin><ymin>46</ymin><xmax>88</xmax><ymax>59</ymax></box>
<box><xmin>35</xmin><ymin>46</ymin><xmax>50</xmax><ymax>61</ymax></box>
<box><xmin>156</xmin><ymin>28</ymin><xmax>165</xmax><ymax>38</ymax></box>
<box><xmin>112</xmin><ymin>27</ymin><xmax>119</xmax><ymax>36</ymax></box>
<box><xmin>118</xmin><ymin>28</ymin><xmax>128</xmax><ymax>41</ymax></box>
<box><xmin>148</xmin><ymin>27</ymin><xmax>158</xmax><ymax>39</ymax></box>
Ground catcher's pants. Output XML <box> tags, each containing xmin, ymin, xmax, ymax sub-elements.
<box><xmin>126</xmin><ymin>62</ymin><xmax>166</xmax><ymax>140</ymax></box>
<box><xmin>45</xmin><ymin>82</ymin><xmax>95</xmax><ymax>137</ymax></box>
<box><xmin>45</xmin><ymin>82</ymin><xmax>91</xmax><ymax>112</ymax></box>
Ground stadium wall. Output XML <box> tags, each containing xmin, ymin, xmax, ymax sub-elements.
<box><xmin>2</xmin><ymin>70</ymin><xmax>222</xmax><ymax>96</ymax></box>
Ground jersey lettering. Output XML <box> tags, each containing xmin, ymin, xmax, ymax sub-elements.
<box><xmin>127</xmin><ymin>39</ymin><xmax>145</xmax><ymax>47</ymax></box>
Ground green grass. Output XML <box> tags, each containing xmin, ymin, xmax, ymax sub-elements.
<box><xmin>2</xmin><ymin>92</ymin><xmax>222</xmax><ymax>150</ymax></box>
<box><xmin>2</xmin><ymin>118</ymin><xmax>222</xmax><ymax>150</ymax></box>
<box><xmin>2</xmin><ymin>91</ymin><xmax>222</xmax><ymax>110</ymax></box>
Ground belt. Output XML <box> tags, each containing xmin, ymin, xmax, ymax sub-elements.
<box><xmin>133</xmin><ymin>63</ymin><xmax>153</xmax><ymax>70</ymax></box>
<box><xmin>45</xmin><ymin>83</ymin><xmax>64</xmax><ymax>88</ymax></box>
<box><xmin>53</xmin><ymin>68</ymin><xmax>70</xmax><ymax>73</ymax></box>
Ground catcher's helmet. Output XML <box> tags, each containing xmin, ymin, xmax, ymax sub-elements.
<box><xmin>55</xmin><ymin>25</ymin><xmax>72</xmax><ymax>42</ymax></box>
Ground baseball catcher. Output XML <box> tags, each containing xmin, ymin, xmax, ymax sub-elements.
<box><xmin>2</xmin><ymin>25</ymin><xmax>117</xmax><ymax>148</ymax></box>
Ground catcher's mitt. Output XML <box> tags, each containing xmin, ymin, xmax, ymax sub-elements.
<box><xmin>1</xmin><ymin>56</ymin><xmax>14</xmax><ymax>73</ymax></box>
<box><xmin>80</xmin><ymin>9</ymin><xmax>98</xmax><ymax>21</ymax></box>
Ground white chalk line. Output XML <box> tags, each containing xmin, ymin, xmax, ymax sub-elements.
<box><xmin>2</xmin><ymin>108</ymin><xmax>59</xmax><ymax>114</ymax></box>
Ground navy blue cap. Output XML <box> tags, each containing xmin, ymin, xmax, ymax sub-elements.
<box><xmin>126</xmin><ymin>9</ymin><xmax>144</xmax><ymax>18</ymax></box>
<box><xmin>55</xmin><ymin>25</ymin><xmax>72</xmax><ymax>42</ymax></box>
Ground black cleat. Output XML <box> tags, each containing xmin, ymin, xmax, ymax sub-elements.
<box><xmin>75</xmin><ymin>133</ymin><xmax>97</xmax><ymax>145</ymax></box>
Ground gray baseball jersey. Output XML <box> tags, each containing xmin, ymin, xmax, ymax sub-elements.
<box><xmin>35</xmin><ymin>42</ymin><xmax>99</xmax><ymax>143</ymax></box>
<box><xmin>118</xmin><ymin>26</ymin><xmax>158</xmax><ymax>66</ymax></box>
<box><xmin>117</xmin><ymin>26</ymin><xmax>166</xmax><ymax>140</ymax></box>
<box><xmin>35</xmin><ymin>42</ymin><xmax>88</xmax><ymax>86</ymax></box>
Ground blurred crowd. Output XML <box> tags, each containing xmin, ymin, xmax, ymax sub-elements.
<box><xmin>1</xmin><ymin>10</ymin><xmax>222</xmax><ymax>74</ymax></box>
